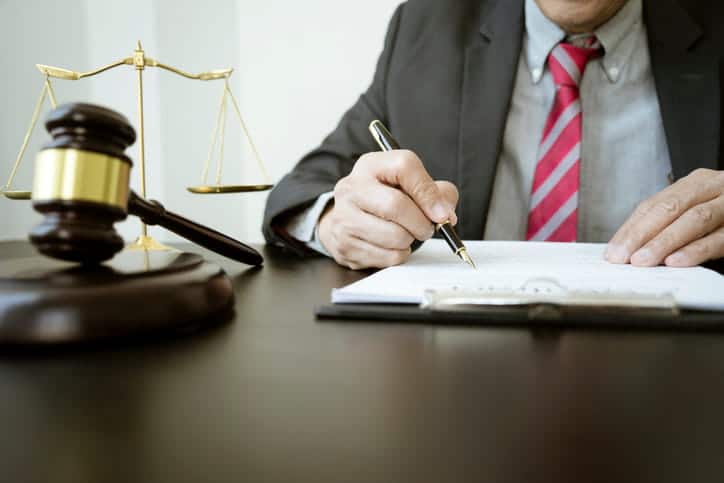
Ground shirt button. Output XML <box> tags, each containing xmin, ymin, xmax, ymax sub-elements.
<box><xmin>532</xmin><ymin>68</ymin><xmax>542</xmax><ymax>82</ymax></box>
<box><xmin>608</xmin><ymin>66</ymin><xmax>620</xmax><ymax>81</ymax></box>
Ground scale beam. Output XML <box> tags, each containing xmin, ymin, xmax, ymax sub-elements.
<box><xmin>37</xmin><ymin>58</ymin><xmax>132</xmax><ymax>80</ymax></box>
<box><xmin>36</xmin><ymin>56</ymin><xmax>233</xmax><ymax>83</ymax></box>
<box><xmin>155</xmin><ymin>63</ymin><xmax>233</xmax><ymax>81</ymax></box>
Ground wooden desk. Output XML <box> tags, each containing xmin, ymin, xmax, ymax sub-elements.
<box><xmin>1</xmin><ymin>241</ymin><xmax>724</xmax><ymax>483</ymax></box>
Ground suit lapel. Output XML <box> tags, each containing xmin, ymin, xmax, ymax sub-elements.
<box><xmin>458</xmin><ymin>0</ymin><xmax>525</xmax><ymax>239</ymax></box>
<box><xmin>646</xmin><ymin>0</ymin><xmax>720</xmax><ymax>180</ymax></box>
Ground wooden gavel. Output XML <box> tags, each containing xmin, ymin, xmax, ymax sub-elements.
<box><xmin>29</xmin><ymin>103</ymin><xmax>263</xmax><ymax>266</ymax></box>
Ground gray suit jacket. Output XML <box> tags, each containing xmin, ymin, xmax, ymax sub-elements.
<box><xmin>263</xmin><ymin>0</ymin><xmax>723</xmax><ymax>254</ymax></box>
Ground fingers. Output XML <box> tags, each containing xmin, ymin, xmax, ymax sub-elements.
<box><xmin>333</xmin><ymin>201</ymin><xmax>416</xmax><ymax>250</ymax></box>
<box><xmin>318</xmin><ymin>207</ymin><xmax>412</xmax><ymax>270</ymax></box>
<box><xmin>355</xmin><ymin>150</ymin><xmax>456</xmax><ymax>224</ymax></box>
<box><xmin>335</xmin><ymin>237</ymin><xmax>412</xmax><ymax>270</ymax></box>
<box><xmin>607</xmin><ymin>169</ymin><xmax>724</xmax><ymax>264</ymax></box>
<box><xmin>336</xmin><ymin>170</ymin><xmax>435</xmax><ymax>241</ymax></box>
<box><xmin>629</xmin><ymin>196</ymin><xmax>724</xmax><ymax>266</ymax></box>
<box><xmin>664</xmin><ymin>226</ymin><xmax>724</xmax><ymax>267</ymax></box>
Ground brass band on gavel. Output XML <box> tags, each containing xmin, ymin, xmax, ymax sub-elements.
<box><xmin>33</xmin><ymin>149</ymin><xmax>131</xmax><ymax>210</ymax></box>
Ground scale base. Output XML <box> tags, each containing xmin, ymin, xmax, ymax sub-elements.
<box><xmin>0</xmin><ymin>250</ymin><xmax>234</xmax><ymax>345</ymax></box>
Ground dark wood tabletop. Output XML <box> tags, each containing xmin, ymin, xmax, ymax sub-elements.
<box><xmin>2</xmin><ymin>241</ymin><xmax>724</xmax><ymax>483</ymax></box>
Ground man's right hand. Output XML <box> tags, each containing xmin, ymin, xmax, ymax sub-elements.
<box><xmin>318</xmin><ymin>150</ymin><xmax>459</xmax><ymax>270</ymax></box>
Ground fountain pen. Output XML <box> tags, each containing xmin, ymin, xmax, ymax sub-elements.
<box><xmin>368</xmin><ymin>120</ymin><xmax>477</xmax><ymax>269</ymax></box>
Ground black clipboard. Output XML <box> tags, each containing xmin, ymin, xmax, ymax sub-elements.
<box><xmin>318</xmin><ymin>262</ymin><xmax>724</xmax><ymax>331</ymax></box>
<box><xmin>315</xmin><ymin>303</ymin><xmax>724</xmax><ymax>331</ymax></box>
<box><xmin>317</xmin><ymin>282</ymin><xmax>724</xmax><ymax>331</ymax></box>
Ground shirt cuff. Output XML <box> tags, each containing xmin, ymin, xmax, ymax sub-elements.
<box><xmin>284</xmin><ymin>191</ymin><xmax>334</xmax><ymax>256</ymax></box>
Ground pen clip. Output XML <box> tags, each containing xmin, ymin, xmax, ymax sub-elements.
<box><xmin>369</xmin><ymin>120</ymin><xmax>400</xmax><ymax>151</ymax></box>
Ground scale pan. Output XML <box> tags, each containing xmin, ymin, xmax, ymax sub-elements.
<box><xmin>1</xmin><ymin>190</ymin><xmax>32</xmax><ymax>200</ymax></box>
<box><xmin>186</xmin><ymin>184</ymin><xmax>273</xmax><ymax>194</ymax></box>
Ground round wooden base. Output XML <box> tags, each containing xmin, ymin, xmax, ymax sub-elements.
<box><xmin>0</xmin><ymin>250</ymin><xmax>234</xmax><ymax>345</ymax></box>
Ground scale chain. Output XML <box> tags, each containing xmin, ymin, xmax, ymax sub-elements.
<box><xmin>4</xmin><ymin>78</ymin><xmax>56</xmax><ymax>191</ymax></box>
<box><xmin>225</xmin><ymin>78</ymin><xmax>270</xmax><ymax>184</ymax></box>
<box><xmin>216</xmin><ymin>96</ymin><xmax>228</xmax><ymax>186</ymax></box>
<box><xmin>202</xmin><ymin>86</ymin><xmax>228</xmax><ymax>185</ymax></box>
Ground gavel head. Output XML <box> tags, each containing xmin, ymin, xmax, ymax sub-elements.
<box><xmin>30</xmin><ymin>103</ymin><xmax>137</xmax><ymax>264</ymax></box>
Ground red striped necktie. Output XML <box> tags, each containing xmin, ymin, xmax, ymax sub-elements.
<box><xmin>526</xmin><ymin>38</ymin><xmax>602</xmax><ymax>242</ymax></box>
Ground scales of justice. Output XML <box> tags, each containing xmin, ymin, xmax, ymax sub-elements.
<box><xmin>1</xmin><ymin>41</ymin><xmax>273</xmax><ymax>251</ymax></box>
<box><xmin>0</xmin><ymin>42</ymin><xmax>275</xmax><ymax>345</ymax></box>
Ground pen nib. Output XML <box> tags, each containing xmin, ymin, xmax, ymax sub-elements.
<box><xmin>459</xmin><ymin>249</ymin><xmax>477</xmax><ymax>270</ymax></box>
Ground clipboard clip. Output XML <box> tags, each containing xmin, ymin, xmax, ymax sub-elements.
<box><xmin>420</xmin><ymin>278</ymin><xmax>680</xmax><ymax>317</ymax></box>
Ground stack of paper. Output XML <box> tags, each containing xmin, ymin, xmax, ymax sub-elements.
<box><xmin>332</xmin><ymin>241</ymin><xmax>724</xmax><ymax>311</ymax></box>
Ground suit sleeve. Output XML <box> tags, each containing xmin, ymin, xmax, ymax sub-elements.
<box><xmin>262</xmin><ymin>3</ymin><xmax>406</xmax><ymax>254</ymax></box>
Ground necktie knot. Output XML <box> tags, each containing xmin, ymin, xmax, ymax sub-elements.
<box><xmin>548</xmin><ymin>37</ymin><xmax>603</xmax><ymax>88</ymax></box>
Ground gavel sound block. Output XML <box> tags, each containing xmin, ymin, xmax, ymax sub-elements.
<box><xmin>0</xmin><ymin>250</ymin><xmax>235</xmax><ymax>345</ymax></box>
<box><xmin>0</xmin><ymin>103</ymin><xmax>259</xmax><ymax>345</ymax></box>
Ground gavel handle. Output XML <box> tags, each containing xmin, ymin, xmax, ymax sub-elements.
<box><xmin>128</xmin><ymin>191</ymin><xmax>264</xmax><ymax>266</ymax></box>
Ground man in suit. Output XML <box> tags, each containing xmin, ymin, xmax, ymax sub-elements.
<box><xmin>263</xmin><ymin>0</ymin><xmax>724</xmax><ymax>270</ymax></box>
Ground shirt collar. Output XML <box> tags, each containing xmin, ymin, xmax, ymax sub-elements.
<box><xmin>524</xmin><ymin>0</ymin><xmax>643</xmax><ymax>84</ymax></box>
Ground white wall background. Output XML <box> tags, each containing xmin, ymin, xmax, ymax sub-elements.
<box><xmin>0</xmin><ymin>0</ymin><xmax>400</xmax><ymax>243</ymax></box>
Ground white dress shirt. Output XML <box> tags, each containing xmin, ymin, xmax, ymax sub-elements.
<box><xmin>484</xmin><ymin>0</ymin><xmax>672</xmax><ymax>241</ymax></box>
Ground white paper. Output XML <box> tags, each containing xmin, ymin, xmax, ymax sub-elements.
<box><xmin>332</xmin><ymin>240</ymin><xmax>724</xmax><ymax>311</ymax></box>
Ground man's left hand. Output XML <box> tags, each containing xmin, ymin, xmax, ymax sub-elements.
<box><xmin>606</xmin><ymin>168</ymin><xmax>724</xmax><ymax>267</ymax></box>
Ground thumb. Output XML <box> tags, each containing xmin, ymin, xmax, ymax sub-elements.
<box><xmin>434</xmin><ymin>181</ymin><xmax>459</xmax><ymax>226</ymax></box>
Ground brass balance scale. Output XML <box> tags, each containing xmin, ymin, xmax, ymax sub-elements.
<box><xmin>0</xmin><ymin>42</ymin><xmax>275</xmax><ymax>344</ymax></box>
<box><xmin>1</xmin><ymin>41</ymin><xmax>273</xmax><ymax>250</ymax></box>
